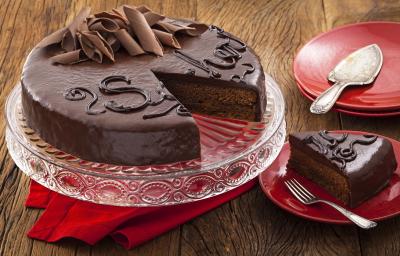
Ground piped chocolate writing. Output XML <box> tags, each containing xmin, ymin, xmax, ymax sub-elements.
<box><xmin>305</xmin><ymin>131</ymin><xmax>378</xmax><ymax>170</ymax></box>
<box><xmin>100</xmin><ymin>75</ymin><xmax>150</xmax><ymax>112</ymax></box>
<box><xmin>331</xmin><ymin>134</ymin><xmax>377</xmax><ymax>169</ymax></box>
<box><xmin>142</xmin><ymin>103</ymin><xmax>190</xmax><ymax>119</ymax></box>
<box><xmin>64</xmin><ymin>75</ymin><xmax>190</xmax><ymax>119</ymax></box>
<box><xmin>176</xmin><ymin>25</ymin><xmax>254</xmax><ymax>82</ymax></box>
<box><xmin>209</xmin><ymin>25</ymin><xmax>247</xmax><ymax>51</ymax></box>
<box><xmin>231</xmin><ymin>63</ymin><xmax>255</xmax><ymax>83</ymax></box>
<box><xmin>64</xmin><ymin>87</ymin><xmax>105</xmax><ymax>115</ymax></box>
<box><xmin>173</xmin><ymin>50</ymin><xmax>221</xmax><ymax>78</ymax></box>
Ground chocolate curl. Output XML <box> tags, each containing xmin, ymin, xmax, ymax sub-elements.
<box><xmin>105</xmin><ymin>34</ymin><xmax>121</xmax><ymax>52</ymax></box>
<box><xmin>114</xmin><ymin>29</ymin><xmax>145</xmax><ymax>56</ymax></box>
<box><xmin>62</xmin><ymin>7</ymin><xmax>91</xmax><ymax>51</ymax></box>
<box><xmin>78</xmin><ymin>33</ymin><xmax>103</xmax><ymax>63</ymax></box>
<box><xmin>78</xmin><ymin>19</ymin><xmax>89</xmax><ymax>32</ymax></box>
<box><xmin>144</xmin><ymin>12</ymin><xmax>164</xmax><ymax>26</ymax></box>
<box><xmin>112</xmin><ymin>6</ymin><xmax>130</xmax><ymax>22</ymax></box>
<box><xmin>133</xmin><ymin>5</ymin><xmax>164</xmax><ymax>26</ymax></box>
<box><xmin>156</xmin><ymin>18</ymin><xmax>208</xmax><ymax>36</ymax></box>
<box><xmin>152</xmin><ymin>29</ymin><xmax>180</xmax><ymax>49</ymax></box>
<box><xmin>185</xmin><ymin>21</ymin><xmax>209</xmax><ymax>36</ymax></box>
<box><xmin>136</xmin><ymin>5</ymin><xmax>152</xmax><ymax>13</ymax></box>
<box><xmin>78</xmin><ymin>31</ymin><xmax>114</xmax><ymax>63</ymax></box>
<box><xmin>88</xmin><ymin>17</ymin><xmax>120</xmax><ymax>32</ymax></box>
<box><xmin>50</xmin><ymin>50</ymin><xmax>87</xmax><ymax>64</ymax></box>
<box><xmin>36</xmin><ymin>27</ymin><xmax>68</xmax><ymax>48</ymax></box>
<box><xmin>94</xmin><ymin>11</ymin><xmax>128</xmax><ymax>28</ymax></box>
<box><xmin>123</xmin><ymin>5</ymin><xmax>163</xmax><ymax>56</ymax></box>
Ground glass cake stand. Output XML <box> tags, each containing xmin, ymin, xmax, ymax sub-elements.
<box><xmin>5</xmin><ymin>74</ymin><xmax>286</xmax><ymax>206</ymax></box>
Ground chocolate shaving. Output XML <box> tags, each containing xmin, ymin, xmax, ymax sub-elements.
<box><xmin>114</xmin><ymin>29</ymin><xmax>145</xmax><ymax>56</ymax></box>
<box><xmin>36</xmin><ymin>27</ymin><xmax>68</xmax><ymax>48</ymax></box>
<box><xmin>153</xmin><ymin>29</ymin><xmax>180</xmax><ymax>48</ymax></box>
<box><xmin>136</xmin><ymin>5</ymin><xmax>152</xmax><ymax>13</ymax></box>
<box><xmin>78</xmin><ymin>31</ymin><xmax>114</xmax><ymax>63</ymax></box>
<box><xmin>62</xmin><ymin>7</ymin><xmax>92</xmax><ymax>51</ymax></box>
<box><xmin>94</xmin><ymin>11</ymin><xmax>128</xmax><ymax>28</ymax></box>
<box><xmin>123</xmin><ymin>5</ymin><xmax>163</xmax><ymax>56</ymax></box>
<box><xmin>83</xmin><ymin>31</ymin><xmax>114</xmax><ymax>60</ymax></box>
<box><xmin>105</xmin><ymin>34</ymin><xmax>121</xmax><ymax>52</ymax></box>
<box><xmin>144</xmin><ymin>12</ymin><xmax>165</xmax><ymax>26</ymax></box>
<box><xmin>50</xmin><ymin>50</ymin><xmax>87</xmax><ymax>64</ymax></box>
<box><xmin>87</xmin><ymin>17</ymin><xmax>120</xmax><ymax>33</ymax></box>
<box><xmin>156</xmin><ymin>18</ymin><xmax>208</xmax><ymax>36</ymax></box>
<box><xmin>38</xmin><ymin>5</ymin><xmax>207</xmax><ymax>64</ymax></box>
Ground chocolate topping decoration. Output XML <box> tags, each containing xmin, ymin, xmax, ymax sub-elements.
<box><xmin>143</xmin><ymin>103</ymin><xmax>191</xmax><ymax>119</ymax></box>
<box><xmin>231</xmin><ymin>63</ymin><xmax>255</xmax><ymax>83</ymax></box>
<box><xmin>37</xmin><ymin>5</ymin><xmax>208</xmax><ymax>64</ymax></box>
<box><xmin>123</xmin><ymin>5</ymin><xmax>163</xmax><ymax>56</ymax></box>
<box><xmin>99</xmin><ymin>75</ymin><xmax>150</xmax><ymax>113</ymax></box>
<box><xmin>209</xmin><ymin>25</ymin><xmax>247</xmax><ymax>51</ymax></box>
<box><xmin>305</xmin><ymin>130</ymin><xmax>378</xmax><ymax>170</ymax></box>
<box><xmin>64</xmin><ymin>75</ymin><xmax>191</xmax><ymax>120</ymax></box>
<box><xmin>64</xmin><ymin>87</ymin><xmax>105</xmax><ymax>115</ymax></box>
<box><xmin>331</xmin><ymin>135</ymin><xmax>377</xmax><ymax>169</ymax></box>
<box><xmin>176</xmin><ymin>26</ymin><xmax>253</xmax><ymax>81</ymax></box>
<box><xmin>173</xmin><ymin>50</ymin><xmax>221</xmax><ymax>78</ymax></box>
<box><xmin>318</xmin><ymin>130</ymin><xmax>347</xmax><ymax>148</ymax></box>
<box><xmin>304</xmin><ymin>134</ymin><xmax>328</xmax><ymax>154</ymax></box>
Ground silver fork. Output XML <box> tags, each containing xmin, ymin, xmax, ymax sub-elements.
<box><xmin>284</xmin><ymin>178</ymin><xmax>377</xmax><ymax>229</ymax></box>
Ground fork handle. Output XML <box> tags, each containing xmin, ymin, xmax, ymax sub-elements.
<box><xmin>319</xmin><ymin>200</ymin><xmax>377</xmax><ymax>229</ymax></box>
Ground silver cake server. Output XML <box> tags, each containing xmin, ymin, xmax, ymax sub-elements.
<box><xmin>310</xmin><ymin>44</ymin><xmax>383</xmax><ymax>114</ymax></box>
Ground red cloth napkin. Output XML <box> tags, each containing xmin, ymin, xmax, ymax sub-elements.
<box><xmin>26</xmin><ymin>179</ymin><xmax>256</xmax><ymax>249</ymax></box>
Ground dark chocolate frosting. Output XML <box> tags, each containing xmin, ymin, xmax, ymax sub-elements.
<box><xmin>21</xmin><ymin>20</ymin><xmax>266</xmax><ymax>166</ymax></box>
<box><xmin>290</xmin><ymin>131</ymin><xmax>397</xmax><ymax>207</ymax></box>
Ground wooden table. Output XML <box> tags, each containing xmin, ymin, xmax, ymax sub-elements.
<box><xmin>1</xmin><ymin>0</ymin><xmax>400</xmax><ymax>255</ymax></box>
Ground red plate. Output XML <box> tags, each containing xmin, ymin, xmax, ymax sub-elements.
<box><xmin>294</xmin><ymin>22</ymin><xmax>400</xmax><ymax>112</ymax></box>
<box><xmin>297</xmin><ymin>81</ymin><xmax>400</xmax><ymax>117</ymax></box>
<box><xmin>259</xmin><ymin>131</ymin><xmax>400</xmax><ymax>224</ymax></box>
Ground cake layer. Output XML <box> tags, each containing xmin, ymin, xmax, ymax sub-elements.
<box><xmin>21</xmin><ymin>23</ymin><xmax>266</xmax><ymax>165</ymax></box>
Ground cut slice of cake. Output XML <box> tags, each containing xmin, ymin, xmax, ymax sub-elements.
<box><xmin>288</xmin><ymin>131</ymin><xmax>397</xmax><ymax>208</ymax></box>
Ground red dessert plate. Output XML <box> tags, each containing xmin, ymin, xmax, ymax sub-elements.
<box><xmin>294</xmin><ymin>22</ymin><xmax>400</xmax><ymax>112</ymax></box>
<box><xmin>297</xmin><ymin>81</ymin><xmax>400</xmax><ymax>117</ymax></box>
<box><xmin>259</xmin><ymin>131</ymin><xmax>400</xmax><ymax>224</ymax></box>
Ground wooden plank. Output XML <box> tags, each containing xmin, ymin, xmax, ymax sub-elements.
<box><xmin>0</xmin><ymin>0</ymin><xmax>179</xmax><ymax>255</ymax></box>
<box><xmin>323</xmin><ymin>1</ymin><xmax>400</xmax><ymax>256</ymax></box>
<box><xmin>178</xmin><ymin>1</ymin><xmax>358</xmax><ymax>255</ymax></box>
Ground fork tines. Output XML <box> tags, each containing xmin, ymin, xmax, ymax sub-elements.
<box><xmin>284</xmin><ymin>178</ymin><xmax>315</xmax><ymax>203</ymax></box>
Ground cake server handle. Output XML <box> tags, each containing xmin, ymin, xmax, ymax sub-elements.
<box><xmin>319</xmin><ymin>200</ymin><xmax>377</xmax><ymax>229</ymax></box>
<box><xmin>310</xmin><ymin>82</ymin><xmax>349</xmax><ymax>114</ymax></box>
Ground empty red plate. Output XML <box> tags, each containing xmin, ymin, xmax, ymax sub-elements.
<box><xmin>294</xmin><ymin>22</ymin><xmax>400</xmax><ymax>112</ymax></box>
<box><xmin>259</xmin><ymin>131</ymin><xmax>400</xmax><ymax>224</ymax></box>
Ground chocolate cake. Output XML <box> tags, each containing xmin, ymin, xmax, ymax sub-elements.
<box><xmin>21</xmin><ymin>6</ymin><xmax>266</xmax><ymax>166</ymax></box>
<box><xmin>288</xmin><ymin>131</ymin><xmax>397</xmax><ymax>208</ymax></box>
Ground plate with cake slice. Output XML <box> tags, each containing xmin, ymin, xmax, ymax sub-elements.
<box><xmin>259</xmin><ymin>130</ymin><xmax>400</xmax><ymax>224</ymax></box>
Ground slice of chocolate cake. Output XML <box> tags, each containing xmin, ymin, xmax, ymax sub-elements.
<box><xmin>288</xmin><ymin>131</ymin><xmax>397</xmax><ymax>208</ymax></box>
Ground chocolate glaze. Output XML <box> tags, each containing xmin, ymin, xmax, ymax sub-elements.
<box><xmin>289</xmin><ymin>131</ymin><xmax>397</xmax><ymax>207</ymax></box>
<box><xmin>21</xmin><ymin>27</ymin><xmax>266</xmax><ymax>166</ymax></box>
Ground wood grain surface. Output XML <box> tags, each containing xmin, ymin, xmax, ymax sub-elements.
<box><xmin>1</xmin><ymin>0</ymin><xmax>400</xmax><ymax>255</ymax></box>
